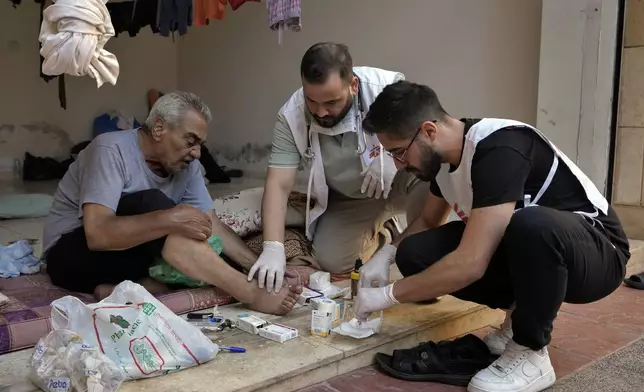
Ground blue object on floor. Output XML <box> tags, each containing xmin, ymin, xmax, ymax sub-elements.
<box><xmin>0</xmin><ymin>240</ymin><xmax>41</xmax><ymax>278</ymax></box>
<box><xmin>0</xmin><ymin>194</ymin><xmax>53</xmax><ymax>219</ymax></box>
<box><xmin>93</xmin><ymin>111</ymin><xmax>141</xmax><ymax>138</ymax></box>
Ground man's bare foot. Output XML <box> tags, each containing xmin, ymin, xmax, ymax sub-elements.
<box><xmin>137</xmin><ymin>277</ymin><xmax>169</xmax><ymax>294</ymax></box>
<box><xmin>247</xmin><ymin>282</ymin><xmax>303</xmax><ymax>316</ymax></box>
<box><xmin>94</xmin><ymin>284</ymin><xmax>116</xmax><ymax>301</ymax></box>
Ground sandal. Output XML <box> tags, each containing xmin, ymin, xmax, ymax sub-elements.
<box><xmin>624</xmin><ymin>273</ymin><xmax>644</xmax><ymax>290</ymax></box>
<box><xmin>374</xmin><ymin>334</ymin><xmax>494</xmax><ymax>386</ymax></box>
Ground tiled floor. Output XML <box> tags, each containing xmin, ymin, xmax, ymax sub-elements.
<box><xmin>297</xmin><ymin>285</ymin><xmax>644</xmax><ymax>392</ymax></box>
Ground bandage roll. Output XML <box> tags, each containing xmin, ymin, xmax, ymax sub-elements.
<box><xmin>316</xmin><ymin>299</ymin><xmax>336</xmax><ymax>315</ymax></box>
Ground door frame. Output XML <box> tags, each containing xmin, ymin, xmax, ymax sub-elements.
<box><xmin>536</xmin><ymin>0</ymin><xmax>623</xmax><ymax>198</ymax></box>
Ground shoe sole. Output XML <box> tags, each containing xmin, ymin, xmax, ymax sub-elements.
<box><xmin>467</xmin><ymin>368</ymin><xmax>556</xmax><ymax>392</ymax></box>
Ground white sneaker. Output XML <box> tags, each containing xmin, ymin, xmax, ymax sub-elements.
<box><xmin>467</xmin><ymin>341</ymin><xmax>556</xmax><ymax>392</ymax></box>
<box><xmin>484</xmin><ymin>310</ymin><xmax>513</xmax><ymax>356</ymax></box>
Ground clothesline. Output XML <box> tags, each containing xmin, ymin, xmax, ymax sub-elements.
<box><xmin>6</xmin><ymin>0</ymin><xmax>301</xmax><ymax>109</ymax></box>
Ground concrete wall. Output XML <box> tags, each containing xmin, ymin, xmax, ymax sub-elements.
<box><xmin>613</xmin><ymin>0</ymin><xmax>644</xmax><ymax>238</ymax></box>
<box><xmin>178</xmin><ymin>0</ymin><xmax>543</xmax><ymax>177</ymax></box>
<box><xmin>537</xmin><ymin>0</ymin><xmax>620</xmax><ymax>194</ymax></box>
<box><xmin>0</xmin><ymin>1</ymin><xmax>177</xmax><ymax>171</ymax></box>
<box><xmin>0</xmin><ymin>0</ymin><xmax>543</xmax><ymax>179</ymax></box>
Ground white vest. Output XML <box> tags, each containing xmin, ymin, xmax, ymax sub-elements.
<box><xmin>280</xmin><ymin>66</ymin><xmax>402</xmax><ymax>239</ymax></box>
<box><xmin>435</xmin><ymin>118</ymin><xmax>609</xmax><ymax>222</ymax></box>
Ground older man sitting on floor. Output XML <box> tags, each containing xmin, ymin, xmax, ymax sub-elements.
<box><xmin>42</xmin><ymin>91</ymin><xmax>301</xmax><ymax>315</ymax></box>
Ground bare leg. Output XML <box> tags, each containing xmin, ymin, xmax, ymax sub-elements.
<box><xmin>93</xmin><ymin>278</ymin><xmax>168</xmax><ymax>301</ymax></box>
<box><xmin>138</xmin><ymin>277</ymin><xmax>169</xmax><ymax>294</ymax></box>
<box><xmin>210</xmin><ymin>213</ymin><xmax>258</xmax><ymax>270</ymax></box>
<box><xmin>94</xmin><ymin>284</ymin><xmax>116</xmax><ymax>301</ymax></box>
<box><xmin>162</xmin><ymin>234</ymin><xmax>301</xmax><ymax>315</ymax></box>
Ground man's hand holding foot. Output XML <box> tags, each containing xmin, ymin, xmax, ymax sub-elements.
<box><xmin>247</xmin><ymin>241</ymin><xmax>287</xmax><ymax>293</ymax></box>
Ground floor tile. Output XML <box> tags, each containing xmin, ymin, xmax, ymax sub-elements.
<box><xmin>549</xmin><ymin>312</ymin><xmax>640</xmax><ymax>359</ymax></box>
<box><xmin>560</xmin><ymin>286</ymin><xmax>644</xmax><ymax>333</ymax></box>
<box><xmin>548</xmin><ymin>346</ymin><xmax>593</xmax><ymax>378</ymax></box>
<box><xmin>296</xmin><ymin>382</ymin><xmax>339</xmax><ymax>392</ymax></box>
<box><xmin>325</xmin><ymin>366</ymin><xmax>466</xmax><ymax>392</ymax></box>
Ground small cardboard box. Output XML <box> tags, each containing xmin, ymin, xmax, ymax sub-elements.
<box><xmin>297</xmin><ymin>288</ymin><xmax>324</xmax><ymax>305</ymax></box>
<box><xmin>311</xmin><ymin>309</ymin><xmax>333</xmax><ymax>337</ymax></box>
<box><xmin>235</xmin><ymin>314</ymin><xmax>267</xmax><ymax>335</ymax></box>
<box><xmin>259</xmin><ymin>323</ymin><xmax>299</xmax><ymax>343</ymax></box>
<box><xmin>308</xmin><ymin>271</ymin><xmax>331</xmax><ymax>291</ymax></box>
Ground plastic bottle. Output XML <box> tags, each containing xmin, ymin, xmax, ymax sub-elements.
<box><xmin>350</xmin><ymin>259</ymin><xmax>363</xmax><ymax>299</ymax></box>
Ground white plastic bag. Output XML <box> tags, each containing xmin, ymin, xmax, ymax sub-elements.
<box><xmin>50</xmin><ymin>281</ymin><xmax>219</xmax><ymax>380</ymax></box>
<box><xmin>30</xmin><ymin>329</ymin><xmax>124</xmax><ymax>392</ymax></box>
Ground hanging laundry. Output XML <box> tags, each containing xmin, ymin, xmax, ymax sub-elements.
<box><xmin>229</xmin><ymin>0</ymin><xmax>259</xmax><ymax>11</ymax></box>
<box><xmin>39</xmin><ymin>0</ymin><xmax>119</xmax><ymax>87</ymax></box>
<box><xmin>267</xmin><ymin>0</ymin><xmax>301</xmax><ymax>32</ymax></box>
<box><xmin>158</xmin><ymin>0</ymin><xmax>193</xmax><ymax>37</ymax></box>
<box><xmin>36</xmin><ymin>0</ymin><xmax>67</xmax><ymax>109</ymax></box>
<box><xmin>107</xmin><ymin>0</ymin><xmax>159</xmax><ymax>38</ymax></box>
<box><xmin>194</xmin><ymin>0</ymin><xmax>226</xmax><ymax>26</ymax></box>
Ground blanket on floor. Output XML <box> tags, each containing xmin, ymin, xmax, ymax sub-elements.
<box><xmin>0</xmin><ymin>188</ymin><xmax>325</xmax><ymax>355</ymax></box>
<box><xmin>0</xmin><ymin>264</ymin><xmax>316</xmax><ymax>355</ymax></box>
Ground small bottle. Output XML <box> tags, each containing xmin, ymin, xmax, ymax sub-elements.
<box><xmin>350</xmin><ymin>259</ymin><xmax>363</xmax><ymax>299</ymax></box>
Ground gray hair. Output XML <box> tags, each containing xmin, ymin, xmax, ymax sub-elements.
<box><xmin>145</xmin><ymin>91</ymin><xmax>212</xmax><ymax>130</ymax></box>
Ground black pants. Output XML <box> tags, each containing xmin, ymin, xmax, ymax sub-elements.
<box><xmin>396</xmin><ymin>206</ymin><xmax>629</xmax><ymax>350</ymax></box>
<box><xmin>47</xmin><ymin>189</ymin><xmax>175</xmax><ymax>294</ymax></box>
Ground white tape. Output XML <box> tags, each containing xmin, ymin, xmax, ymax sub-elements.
<box><xmin>316</xmin><ymin>299</ymin><xmax>336</xmax><ymax>315</ymax></box>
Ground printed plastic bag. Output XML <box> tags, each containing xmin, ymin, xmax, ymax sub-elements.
<box><xmin>50</xmin><ymin>281</ymin><xmax>219</xmax><ymax>380</ymax></box>
<box><xmin>149</xmin><ymin>234</ymin><xmax>223</xmax><ymax>287</ymax></box>
<box><xmin>30</xmin><ymin>329</ymin><xmax>124</xmax><ymax>392</ymax></box>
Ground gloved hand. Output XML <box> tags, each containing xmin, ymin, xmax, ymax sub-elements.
<box><xmin>360</xmin><ymin>244</ymin><xmax>397</xmax><ymax>288</ymax></box>
<box><xmin>247</xmin><ymin>241</ymin><xmax>286</xmax><ymax>293</ymax></box>
<box><xmin>355</xmin><ymin>284</ymin><xmax>400</xmax><ymax>321</ymax></box>
<box><xmin>360</xmin><ymin>151</ymin><xmax>397</xmax><ymax>199</ymax></box>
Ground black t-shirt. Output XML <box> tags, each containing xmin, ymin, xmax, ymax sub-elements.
<box><xmin>430</xmin><ymin>118</ymin><xmax>629</xmax><ymax>254</ymax></box>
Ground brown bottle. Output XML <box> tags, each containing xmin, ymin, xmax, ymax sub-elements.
<box><xmin>350</xmin><ymin>259</ymin><xmax>363</xmax><ymax>299</ymax></box>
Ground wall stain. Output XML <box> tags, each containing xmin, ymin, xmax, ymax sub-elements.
<box><xmin>211</xmin><ymin>142</ymin><xmax>271</xmax><ymax>164</ymax></box>
<box><xmin>0</xmin><ymin>124</ymin><xmax>16</xmax><ymax>133</ymax></box>
<box><xmin>0</xmin><ymin>122</ymin><xmax>73</xmax><ymax>159</ymax></box>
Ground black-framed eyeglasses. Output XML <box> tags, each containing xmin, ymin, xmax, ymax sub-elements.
<box><xmin>386</xmin><ymin>121</ymin><xmax>437</xmax><ymax>164</ymax></box>
<box><xmin>387</xmin><ymin>127</ymin><xmax>422</xmax><ymax>164</ymax></box>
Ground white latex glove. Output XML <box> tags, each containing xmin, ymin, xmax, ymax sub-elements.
<box><xmin>355</xmin><ymin>284</ymin><xmax>399</xmax><ymax>321</ymax></box>
<box><xmin>359</xmin><ymin>244</ymin><xmax>397</xmax><ymax>288</ymax></box>
<box><xmin>360</xmin><ymin>152</ymin><xmax>396</xmax><ymax>199</ymax></box>
<box><xmin>247</xmin><ymin>241</ymin><xmax>286</xmax><ymax>293</ymax></box>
